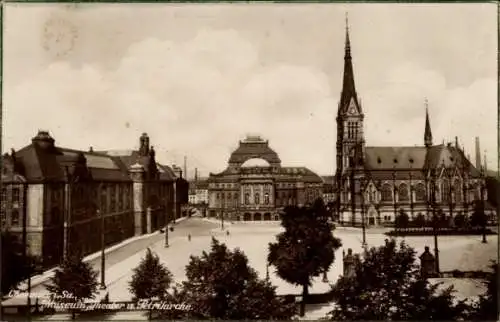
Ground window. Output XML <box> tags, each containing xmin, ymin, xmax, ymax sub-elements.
<box><xmin>381</xmin><ymin>184</ymin><xmax>393</xmax><ymax>202</ymax></box>
<box><xmin>398</xmin><ymin>184</ymin><xmax>409</xmax><ymax>202</ymax></box>
<box><xmin>244</xmin><ymin>193</ymin><xmax>250</xmax><ymax>205</ymax></box>
<box><xmin>234</xmin><ymin>192</ymin><xmax>238</xmax><ymax>200</ymax></box>
<box><xmin>11</xmin><ymin>210</ymin><xmax>19</xmax><ymax>226</ymax></box>
<box><xmin>100</xmin><ymin>185</ymin><xmax>107</xmax><ymax>212</ymax></box>
<box><xmin>110</xmin><ymin>186</ymin><xmax>116</xmax><ymax>212</ymax></box>
<box><xmin>1</xmin><ymin>188</ymin><xmax>6</xmax><ymax>203</ymax></box>
<box><xmin>264</xmin><ymin>193</ymin><xmax>270</xmax><ymax>205</ymax></box>
<box><xmin>255</xmin><ymin>193</ymin><xmax>260</xmax><ymax>205</ymax></box>
<box><xmin>442</xmin><ymin>179</ymin><xmax>450</xmax><ymax>203</ymax></box>
<box><xmin>12</xmin><ymin>188</ymin><xmax>20</xmax><ymax>203</ymax></box>
<box><xmin>415</xmin><ymin>183</ymin><xmax>426</xmax><ymax>202</ymax></box>
<box><xmin>1</xmin><ymin>209</ymin><xmax>6</xmax><ymax>226</ymax></box>
<box><xmin>453</xmin><ymin>180</ymin><xmax>462</xmax><ymax>203</ymax></box>
<box><xmin>216</xmin><ymin>193</ymin><xmax>220</xmax><ymax>200</ymax></box>
<box><xmin>118</xmin><ymin>185</ymin><xmax>123</xmax><ymax>210</ymax></box>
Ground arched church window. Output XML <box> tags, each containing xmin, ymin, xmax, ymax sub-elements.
<box><xmin>398</xmin><ymin>184</ymin><xmax>409</xmax><ymax>202</ymax></box>
<box><xmin>442</xmin><ymin>179</ymin><xmax>450</xmax><ymax>203</ymax></box>
<box><xmin>264</xmin><ymin>193</ymin><xmax>270</xmax><ymax>205</ymax></box>
<box><xmin>453</xmin><ymin>180</ymin><xmax>462</xmax><ymax>203</ymax></box>
<box><xmin>255</xmin><ymin>193</ymin><xmax>260</xmax><ymax>205</ymax></box>
<box><xmin>415</xmin><ymin>183</ymin><xmax>426</xmax><ymax>202</ymax></box>
<box><xmin>381</xmin><ymin>184</ymin><xmax>393</xmax><ymax>202</ymax></box>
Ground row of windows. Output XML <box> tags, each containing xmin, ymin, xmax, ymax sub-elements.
<box><xmin>347</xmin><ymin>122</ymin><xmax>360</xmax><ymax>139</ymax></box>
<box><xmin>1</xmin><ymin>209</ymin><xmax>20</xmax><ymax>226</ymax></box>
<box><xmin>1</xmin><ymin>187</ymin><xmax>21</xmax><ymax>203</ymax></box>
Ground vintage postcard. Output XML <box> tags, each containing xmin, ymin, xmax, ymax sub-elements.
<box><xmin>0</xmin><ymin>2</ymin><xmax>498</xmax><ymax>321</ymax></box>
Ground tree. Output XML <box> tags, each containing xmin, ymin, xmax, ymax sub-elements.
<box><xmin>1</xmin><ymin>231</ymin><xmax>31</xmax><ymax>295</ymax></box>
<box><xmin>129</xmin><ymin>248</ymin><xmax>173</xmax><ymax>301</ymax></box>
<box><xmin>268</xmin><ymin>199</ymin><xmax>342</xmax><ymax>316</ymax></box>
<box><xmin>46</xmin><ymin>255</ymin><xmax>98</xmax><ymax>319</ymax></box>
<box><xmin>470</xmin><ymin>261</ymin><xmax>498</xmax><ymax>321</ymax></box>
<box><xmin>453</xmin><ymin>213</ymin><xmax>466</xmax><ymax>229</ymax></box>
<box><xmin>395</xmin><ymin>210</ymin><xmax>409</xmax><ymax>230</ymax></box>
<box><xmin>470</xmin><ymin>200</ymin><xmax>487</xmax><ymax>228</ymax></box>
<box><xmin>161</xmin><ymin>238</ymin><xmax>295</xmax><ymax>320</ymax></box>
<box><xmin>328</xmin><ymin>239</ymin><xmax>470</xmax><ymax>320</ymax></box>
<box><xmin>412</xmin><ymin>213</ymin><xmax>426</xmax><ymax>228</ymax></box>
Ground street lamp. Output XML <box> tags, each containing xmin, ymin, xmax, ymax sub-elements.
<box><xmin>98</xmin><ymin>182</ymin><xmax>106</xmax><ymax>290</ymax></box>
<box><xmin>360</xmin><ymin>174</ymin><xmax>367</xmax><ymax>248</ymax></box>
<box><xmin>431</xmin><ymin>170</ymin><xmax>440</xmax><ymax>274</ymax></box>
<box><xmin>480</xmin><ymin>170</ymin><xmax>487</xmax><ymax>243</ymax></box>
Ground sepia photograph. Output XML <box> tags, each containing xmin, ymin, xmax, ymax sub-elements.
<box><xmin>0</xmin><ymin>2</ymin><xmax>498</xmax><ymax>320</ymax></box>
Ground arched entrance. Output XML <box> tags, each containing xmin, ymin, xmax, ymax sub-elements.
<box><xmin>254</xmin><ymin>213</ymin><xmax>262</xmax><ymax>221</ymax></box>
<box><xmin>243</xmin><ymin>213</ymin><xmax>252</xmax><ymax>221</ymax></box>
<box><xmin>264</xmin><ymin>213</ymin><xmax>271</xmax><ymax>221</ymax></box>
<box><xmin>368</xmin><ymin>208</ymin><xmax>378</xmax><ymax>226</ymax></box>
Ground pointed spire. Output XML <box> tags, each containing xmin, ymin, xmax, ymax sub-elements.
<box><xmin>339</xmin><ymin>13</ymin><xmax>359</xmax><ymax>115</ymax></box>
<box><xmin>424</xmin><ymin>99</ymin><xmax>433</xmax><ymax>147</ymax></box>
<box><xmin>345</xmin><ymin>12</ymin><xmax>351</xmax><ymax>59</ymax></box>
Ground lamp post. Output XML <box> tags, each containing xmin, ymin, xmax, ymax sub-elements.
<box><xmin>165</xmin><ymin>195</ymin><xmax>170</xmax><ymax>248</ymax></box>
<box><xmin>480</xmin><ymin>171</ymin><xmax>487</xmax><ymax>243</ymax></box>
<box><xmin>98</xmin><ymin>182</ymin><xmax>106</xmax><ymax>290</ymax></box>
<box><xmin>360</xmin><ymin>174</ymin><xmax>367</xmax><ymax>248</ymax></box>
<box><xmin>266</xmin><ymin>260</ymin><xmax>270</xmax><ymax>281</ymax></box>
<box><xmin>392</xmin><ymin>163</ymin><xmax>397</xmax><ymax>224</ymax></box>
<box><xmin>431</xmin><ymin>170</ymin><xmax>440</xmax><ymax>274</ymax></box>
<box><xmin>409</xmin><ymin>159</ymin><xmax>414</xmax><ymax>219</ymax></box>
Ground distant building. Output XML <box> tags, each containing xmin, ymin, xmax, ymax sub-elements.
<box><xmin>0</xmin><ymin>131</ymin><xmax>188</xmax><ymax>268</ymax></box>
<box><xmin>207</xmin><ymin>135</ymin><xmax>323</xmax><ymax>221</ymax></box>
<box><xmin>335</xmin><ymin>22</ymin><xmax>496</xmax><ymax>226</ymax></box>
<box><xmin>322</xmin><ymin>175</ymin><xmax>336</xmax><ymax>205</ymax></box>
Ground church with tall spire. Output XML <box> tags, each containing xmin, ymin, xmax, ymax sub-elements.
<box><xmin>335</xmin><ymin>18</ymin><xmax>495</xmax><ymax>226</ymax></box>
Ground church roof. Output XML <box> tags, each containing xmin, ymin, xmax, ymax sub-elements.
<box><xmin>365</xmin><ymin>146</ymin><xmax>428</xmax><ymax>170</ymax></box>
<box><xmin>361</xmin><ymin>144</ymin><xmax>482</xmax><ymax>182</ymax></box>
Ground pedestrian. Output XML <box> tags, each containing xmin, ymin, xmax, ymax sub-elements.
<box><xmin>226</xmin><ymin>230</ymin><xmax>230</xmax><ymax>236</ymax></box>
<box><xmin>188</xmin><ymin>234</ymin><xmax>191</xmax><ymax>241</ymax></box>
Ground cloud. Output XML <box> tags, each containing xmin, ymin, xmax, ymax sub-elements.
<box><xmin>4</xmin><ymin>27</ymin><xmax>338</xmax><ymax>176</ymax></box>
<box><xmin>3</xmin><ymin>6</ymin><xmax>497</xmax><ymax>176</ymax></box>
<box><xmin>362</xmin><ymin>62</ymin><xmax>496</xmax><ymax>171</ymax></box>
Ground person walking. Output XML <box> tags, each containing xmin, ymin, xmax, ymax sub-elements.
<box><xmin>188</xmin><ymin>234</ymin><xmax>191</xmax><ymax>241</ymax></box>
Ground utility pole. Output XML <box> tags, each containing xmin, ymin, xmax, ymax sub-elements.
<box><xmin>99</xmin><ymin>182</ymin><xmax>106</xmax><ymax>290</ymax></box>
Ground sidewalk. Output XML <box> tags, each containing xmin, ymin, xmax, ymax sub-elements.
<box><xmin>15</xmin><ymin>216</ymin><xmax>190</xmax><ymax>292</ymax></box>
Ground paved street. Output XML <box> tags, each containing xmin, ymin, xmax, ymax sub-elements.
<box><xmin>3</xmin><ymin>216</ymin><xmax>218</xmax><ymax>305</ymax></box>
<box><xmin>3</xmin><ymin>218</ymin><xmax>496</xmax><ymax>320</ymax></box>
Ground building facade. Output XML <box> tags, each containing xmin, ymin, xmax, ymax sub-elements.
<box><xmin>1</xmin><ymin>131</ymin><xmax>188</xmax><ymax>268</ymax></box>
<box><xmin>207</xmin><ymin>135</ymin><xmax>323</xmax><ymax>221</ymax></box>
<box><xmin>335</xmin><ymin>23</ymin><xmax>496</xmax><ymax>226</ymax></box>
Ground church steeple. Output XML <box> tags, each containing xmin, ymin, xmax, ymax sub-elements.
<box><xmin>424</xmin><ymin>99</ymin><xmax>433</xmax><ymax>147</ymax></box>
<box><xmin>339</xmin><ymin>14</ymin><xmax>360</xmax><ymax>116</ymax></box>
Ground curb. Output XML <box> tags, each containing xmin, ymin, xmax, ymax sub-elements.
<box><xmin>23</xmin><ymin>216</ymin><xmax>191</xmax><ymax>289</ymax></box>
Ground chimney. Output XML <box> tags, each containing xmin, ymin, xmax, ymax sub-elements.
<box><xmin>184</xmin><ymin>156</ymin><xmax>187</xmax><ymax>180</ymax></box>
<box><xmin>195</xmin><ymin>168</ymin><xmax>198</xmax><ymax>182</ymax></box>
<box><xmin>139</xmin><ymin>133</ymin><xmax>150</xmax><ymax>156</ymax></box>
<box><xmin>89</xmin><ymin>146</ymin><xmax>93</xmax><ymax>152</ymax></box>
<box><xmin>455</xmin><ymin>136</ymin><xmax>458</xmax><ymax>149</ymax></box>
<box><xmin>484</xmin><ymin>151</ymin><xmax>488</xmax><ymax>174</ymax></box>
<box><xmin>475</xmin><ymin>137</ymin><xmax>481</xmax><ymax>170</ymax></box>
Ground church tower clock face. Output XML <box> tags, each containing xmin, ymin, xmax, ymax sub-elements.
<box><xmin>349</xmin><ymin>106</ymin><xmax>356</xmax><ymax>115</ymax></box>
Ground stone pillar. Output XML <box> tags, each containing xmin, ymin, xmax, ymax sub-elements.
<box><xmin>146</xmin><ymin>207</ymin><xmax>152</xmax><ymax>234</ymax></box>
<box><xmin>129</xmin><ymin>164</ymin><xmax>145</xmax><ymax>236</ymax></box>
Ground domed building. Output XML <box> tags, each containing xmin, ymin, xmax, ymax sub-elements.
<box><xmin>207</xmin><ymin>135</ymin><xmax>323</xmax><ymax>221</ymax></box>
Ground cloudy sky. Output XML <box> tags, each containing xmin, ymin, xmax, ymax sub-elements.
<box><xmin>3</xmin><ymin>3</ymin><xmax>497</xmax><ymax>177</ymax></box>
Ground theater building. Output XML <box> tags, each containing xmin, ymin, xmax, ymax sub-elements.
<box><xmin>1</xmin><ymin>131</ymin><xmax>188</xmax><ymax>268</ymax></box>
<box><xmin>207</xmin><ymin>135</ymin><xmax>323</xmax><ymax>221</ymax></box>
<box><xmin>335</xmin><ymin>23</ymin><xmax>496</xmax><ymax>226</ymax></box>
